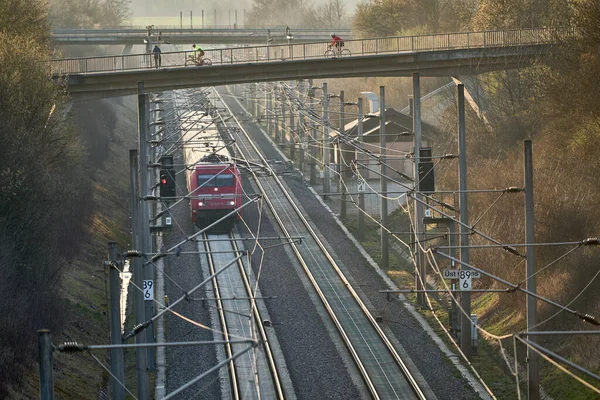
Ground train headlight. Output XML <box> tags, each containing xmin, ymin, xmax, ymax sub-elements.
<box><xmin>214</xmin><ymin>187</ymin><xmax>218</xmax><ymax>192</ymax></box>
<box><xmin>229</xmin><ymin>201</ymin><xmax>235</xmax><ymax>206</ymax></box>
<box><xmin>198</xmin><ymin>201</ymin><xmax>204</xmax><ymax>207</ymax></box>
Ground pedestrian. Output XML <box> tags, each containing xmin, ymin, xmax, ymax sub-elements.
<box><xmin>153</xmin><ymin>45</ymin><xmax>162</xmax><ymax>68</ymax></box>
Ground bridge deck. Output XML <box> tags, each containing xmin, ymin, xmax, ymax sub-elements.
<box><xmin>50</xmin><ymin>28</ymin><xmax>573</xmax><ymax>99</ymax></box>
<box><xmin>52</xmin><ymin>27</ymin><xmax>352</xmax><ymax>45</ymax></box>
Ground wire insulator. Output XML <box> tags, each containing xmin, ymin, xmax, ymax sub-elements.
<box><xmin>59</xmin><ymin>342</ymin><xmax>85</xmax><ymax>353</ymax></box>
<box><xmin>577</xmin><ymin>312</ymin><xmax>600</xmax><ymax>326</ymax></box>
<box><xmin>124</xmin><ymin>250</ymin><xmax>142</xmax><ymax>257</ymax></box>
<box><xmin>503</xmin><ymin>245</ymin><xmax>523</xmax><ymax>257</ymax></box>
<box><xmin>507</xmin><ymin>284</ymin><xmax>520</xmax><ymax>293</ymax></box>
<box><xmin>505</xmin><ymin>187</ymin><xmax>524</xmax><ymax>193</ymax></box>
<box><xmin>582</xmin><ymin>238</ymin><xmax>600</xmax><ymax>246</ymax></box>
<box><xmin>123</xmin><ymin>323</ymin><xmax>145</xmax><ymax>340</ymax></box>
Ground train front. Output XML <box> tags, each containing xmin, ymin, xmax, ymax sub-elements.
<box><xmin>189</xmin><ymin>159</ymin><xmax>242</xmax><ymax>230</ymax></box>
<box><xmin>178</xmin><ymin>91</ymin><xmax>242</xmax><ymax>231</ymax></box>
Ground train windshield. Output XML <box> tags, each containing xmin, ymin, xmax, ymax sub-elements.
<box><xmin>197</xmin><ymin>173</ymin><xmax>235</xmax><ymax>188</ymax></box>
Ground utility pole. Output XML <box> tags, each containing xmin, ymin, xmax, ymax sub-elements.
<box><xmin>322</xmin><ymin>82</ymin><xmax>330</xmax><ymax>198</ymax></box>
<box><xmin>267</xmin><ymin>89</ymin><xmax>272</xmax><ymax>138</ymax></box>
<box><xmin>38</xmin><ymin>329</ymin><xmax>54</xmax><ymax>400</ymax></box>
<box><xmin>129</xmin><ymin>150</ymin><xmax>149</xmax><ymax>399</ymax></box>
<box><xmin>413</xmin><ymin>73</ymin><xmax>426</xmax><ymax>306</ymax></box>
<box><xmin>214</xmin><ymin>9</ymin><xmax>217</xmax><ymax>28</ymax></box>
<box><xmin>137</xmin><ymin>82</ymin><xmax>156</xmax><ymax>370</ymax></box>
<box><xmin>290</xmin><ymin>92</ymin><xmax>296</xmax><ymax>162</ymax></box>
<box><xmin>281</xmin><ymin>91</ymin><xmax>287</xmax><ymax>147</ymax></box>
<box><xmin>457</xmin><ymin>83</ymin><xmax>472</xmax><ymax>359</ymax></box>
<box><xmin>309</xmin><ymin>79</ymin><xmax>317</xmax><ymax>186</ymax></box>
<box><xmin>380</xmin><ymin>86</ymin><xmax>389</xmax><ymax>269</ymax></box>
<box><xmin>253</xmin><ymin>83</ymin><xmax>259</xmax><ymax>119</ymax></box>
<box><xmin>274</xmin><ymin>88</ymin><xmax>280</xmax><ymax>144</ymax></box>
<box><xmin>524</xmin><ymin>139</ymin><xmax>539</xmax><ymax>400</ymax></box>
<box><xmin>339</xmin><ymin>90</ymin><xmax>347</xmax><ymax>219</ymax></box>
<box><xmin>108</xmin><ymin>242</ymin><xmax>125</xmax><ymax>400</ymax></box>
<box><xmin>357</xmin><ymin>97</ymin><xmax>365</xmax><ymax>240</ymax></box>
<box><xmin>190</xmin><ymin>11</ymin><xmax>193</xmax><ymax>29</ymax></box>
<box><xmin>298</xmin><ymin>80</ymin><xmax>305</xmax><ymax>173</ymax></box>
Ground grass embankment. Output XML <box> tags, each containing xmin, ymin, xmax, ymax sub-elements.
<box><xmin>345</xmin><ymin>209</ymin><xmax>600</xmax><ymax>399</ymax></box>
<box><xmin>15</xmin><ymin>97</ymin><xmax>140</xmax><ymax>398</ymax></box>
<box><xmin>343</xmin><ymin>210</ymin><xmax>529</xmax><ymax>400</ymax></box>
<box><xmin>258</xmin><ymin>95</ymin><xmax>599</xmax><ymax>399</ymax></box>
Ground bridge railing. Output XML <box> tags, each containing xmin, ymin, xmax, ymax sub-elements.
<box><xmin>52</xmin><ymin>25</ymin><xmax>350</xmax><ymax>32</ymax></box>
<box><xmin>49</xmin><ymin>27</ymin><xmax>574</xmax><ymax>75</ymax></box>
<box><xmin>51</xmin><ymin>27</ymin><xmax>352</xmax><ymax>37</ymax></box>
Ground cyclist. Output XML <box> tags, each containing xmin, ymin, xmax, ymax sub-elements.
<box><xmin>152</xmin><ymin>45</ymin><xmax>161</xmax><ymax>69</ymax></box>
<box><xmin>329</xmin><ymin>33</ymin><xmax>344</xmax><ymax>53</ymax></box>
<box><xmin>191</xmin><ymin>43</ymin><xmax>205</xmax><ymax>65</ymax></box>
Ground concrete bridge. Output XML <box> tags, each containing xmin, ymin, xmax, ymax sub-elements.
<box><xmin>52</xmin><ymin>27</ymin><xmax>352</xmax><ymax>45</ymax></box>
<box><xmin>51</xmin><ymin>28</ymin><xmax>572</xmax><ymax>100</ymax></box>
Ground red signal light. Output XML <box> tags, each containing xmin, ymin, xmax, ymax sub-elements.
<box><xmin>161</xmin><ymin>178</ymin><xmax>167</xmax><ymax>184</ymax></box>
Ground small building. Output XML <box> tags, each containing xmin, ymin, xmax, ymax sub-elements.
<box><xmin>334</xmin><ymin>104</ymin><xmax>436</xmax><ymax>181</ymax></box>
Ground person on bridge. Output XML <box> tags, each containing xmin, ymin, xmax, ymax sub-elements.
<box><xmin>153</xmin><ymin>45</ymin><xmax>162</xmax><ymax>69</ymax></box>
<box><xmin>192</xmin><ymin>44</ymin><xmax>205</xmax><ymax>65</ymax></box>
<box><xmin>330</xmin><ymin>33</ymin><xmax>344</xmax><ymax>50</ymax></box>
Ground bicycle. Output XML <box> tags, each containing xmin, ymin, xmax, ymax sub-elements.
<box><xmin>185</xmin><ymin>54</ymin><xmax>213</xmax><ymax>66</ymax></box>
<box><xmin>325</xmin><ymin>44</ymin><xmax>351</xmax><ymax>58</ymax></box>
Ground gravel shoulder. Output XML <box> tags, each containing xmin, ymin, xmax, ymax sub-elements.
<box><xmin>223</xmin><ymin>86</ymin><xmax>484</xmax><ymax>400</ymax></box>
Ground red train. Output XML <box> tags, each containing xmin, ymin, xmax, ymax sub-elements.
<box><xmin>178</xmin><ymin>90</ymin><xmax>242</xmax><ymax>230</ymax></box>
<box><xmin>188</xmin><ymin>153</ymin><xmax>242</xmax><ymax>230</ymax></box>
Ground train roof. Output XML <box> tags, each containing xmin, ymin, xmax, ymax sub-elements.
<box><xmin>175</xmin><ymin>89</ymin><xmax>234</xmax><ymax>168</ymax></box>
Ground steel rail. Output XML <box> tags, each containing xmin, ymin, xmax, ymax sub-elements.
<box><xmin>204</xmin><ymin>231</ymin><xmax>283</xmax><ymax>399</ymax></box>
<box><xmin>230</xmin><ymin>232</ymin><xmax>286</xmax><ymax>399</ymax></box>
<box><xmin>203</xmin><ymin>232</ymin><xmax>240</xmax><ymax>400</ymax></box>
<box><xmin>213</xmin><ymin>95</ymin><xmax>380</xmax><ymax>399</ymax></box>
<box><xmin>215</xmin><ymin>88</ymin><xmax>426</xmax><ymax>399</ymax></box>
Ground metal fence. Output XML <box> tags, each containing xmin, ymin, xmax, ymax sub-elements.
<box><xmin>52</xmin><ymin>25</ymin><xmax>351</xmax><ymax>32</ymax></box>
<box><xmin>49</xmin><ymin>27</ymin><xmax>574</xmax><ymax>76</ymax></box>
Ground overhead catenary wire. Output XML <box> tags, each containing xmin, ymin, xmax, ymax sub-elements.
<box><xmin>275</xmin><ymin>79</ymin><xmax>600</xmax><ymax>397</ymax></box>
<box><xmin>229</xmin><ymin>80</ymin><xmax>600</xmax><ymax>398</ymax></box>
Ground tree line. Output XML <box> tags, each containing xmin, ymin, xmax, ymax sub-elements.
<box><xmin>353</xmin><ymin>0</ymin><xmax>600</xmax><ymax>388</ymax></box>
<box><xmin>0</xmin><ymin>0</ymin><xmax>128</xmax><ymax>395</ymax></box>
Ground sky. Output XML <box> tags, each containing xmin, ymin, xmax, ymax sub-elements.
<box><xmin>130</xmin><ymin>0</ymin><xmax>361</xmax><ymax>24</ymax></box>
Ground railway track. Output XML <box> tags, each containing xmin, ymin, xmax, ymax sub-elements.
<box><xmin>212</xmin><ymin>87</ymin><xmax>427</xmax><ymax>400</ymax></box>
<box><xmin>201</xmin><ymin>231</ymin><xmax>285</xmax><ymax>399</ymax></box>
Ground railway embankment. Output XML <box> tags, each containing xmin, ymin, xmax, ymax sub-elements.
<box><xmin>33</xmin><ymin>96</ymin><xmax>138</xmax><ymax>399</ymax></box>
